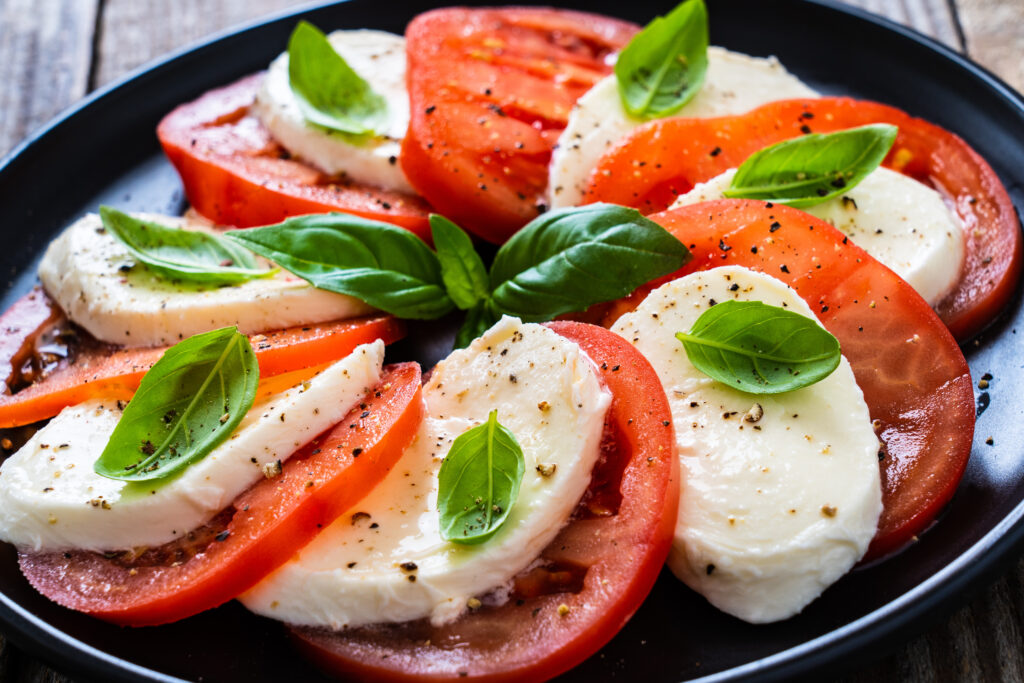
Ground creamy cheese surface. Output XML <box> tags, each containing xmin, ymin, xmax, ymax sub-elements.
<box><xmin>242</xmin><ymin>317</ymin><xmax>610</xmax><ymax>629</ymax></box>
<box><xmin>0</xmin><ymin>342</ymin><xmax>384</xmax><ymax>552</ymax></box>
<box><xmin>670</xmin><ymin>167</ymin><xmax>965</xmax><ymax>306</ymax></box>
<box><xmin>253</xmin><ymin>29</ymin><xmax>413</xmax><ymax>193</ymax></box>
<box><xmin>612</xmin><ymin>267</ymin><xmax>881</xmax><ymax>623</ymax></box>
<box><xmin>38</xmin><ymin>213</ymin><xmax>372</xmax><ymax>347</ymax></box>
<box><xmin>548</xmin><ymin>46</ymin><xmax>818</xmax><ymax>208</ymax></box>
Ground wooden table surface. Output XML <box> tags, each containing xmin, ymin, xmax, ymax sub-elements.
<box><xmin>1</xmin><ymin>0</ymin><xmax>1022</xmax><ymax>681</ymax></box>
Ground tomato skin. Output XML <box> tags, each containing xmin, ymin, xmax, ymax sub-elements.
<box><xmin>604</xmin><ymin>199</ymin><xmax>974</xmax><ymax>560</ymax></box>
<box><xmin>290</xmin><ymin>322</ymin><xmax>678</xmax><ymax>682</ymax></box>
<box><xmin>401</xmin><ymin>8</ymin><xmax>637</xmax><ymax>243</ymax></box>
<box><xmin>18</xmin><ymin>362</ymin><xmax>424</xmax><ymax>626</ymax></box>
<box><xmin>583</xmin><ymin>97</ymin><xmax>1022</xmax><ymax>341</ymax></box>
<box><xmin>157</xmin><ymin>74</ymin><xmax>432</xmax><ymax>239</ymax></box>
<box><xmin>0</xmin><ymin>314</ymin><xmax>404</xmax><ymax>428</ymax></box>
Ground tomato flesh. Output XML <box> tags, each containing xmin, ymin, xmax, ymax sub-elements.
<box><xmin>0</xmin><ymin>314</ymin><xmax>405</xmax><ymax>428</ymax></box>
<box><xmin>290</xmin><ymin>322</ymin><xmax>678</xmax><ymax>682</ymax></box>
<box><xmin>157</xmin><ymin>74</ymin><xmax>432</xmax><ymax>238</ymax></box>
<box><xmin>602</xmin><ymin>199</ymin><xmax>974</xmax><ymax>559</ymax></box>
<box><xmin>0</xmin><ymin>289</ymin><xmax>65</xmax><ymax>394</ymax></box>
<box><xmin>401</xmin><ymin>8</ymin><xmax>637</xmax><ymax>243</ymax></box>
<box><xmin>583</xmin><ymin>97</ymin><xmax>1022</xmax><ymax>341</ymax></box>
<box><xmin>19</xmin><ymin>362</ymin><xmax>424</xmax><ymax>626</ymax></box>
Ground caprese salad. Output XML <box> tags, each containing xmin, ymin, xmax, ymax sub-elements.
<box><xmin>0</xmin><ymin>0</ymin><xmax>1016</xmax><ymax>681</ymax></box>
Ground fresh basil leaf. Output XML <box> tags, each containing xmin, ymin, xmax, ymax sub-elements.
<box><xmin>489</xmin><ymin>203</ymin><xmax>689</xmax><ymax>321</ymax></box>
<box><xmin>94</xmin><ymin>327</ymin><xmax>259</xmax><ymax>482</ymax></box>
<box><xmin>99</xmin><ymin>206</ymin><xmax>272</xmax><ymax>285</ymax></box>
<box><xmin>226</xmin><ymin>214</ymin><xmax>454</xmax><ymax>319</ymax></box>
<box><xmin>438</xmin><ymin>409</ymin><xmax>525</xmax><ymax>545</ymax></box>
<box><xmin>453</xmin><ymin>300</ymin><xmax>500</xmax><ymax>350</ymax></box>
<box><xmin>723</xmin><ymin>124</ymin><xmax>899</xmax><ymax>207</ymax></box>
<box><xmin>615</xmin><ymin>0</ymin><xmax>709</xmax><ymax>119</ymax></box>
<box><xmin>676</xmin><ymin>300</ymin><xmax>841</xmax><ymax>394</ymax></box>
<box><xmin>287</xmin><ymin>21</ymin><xmax>388</xmax><ymax>135</ymax></box>
<box><xmin>431</xmin><ymin>215</ymin><xmax>490</xmax><ymax>311</ymax></box>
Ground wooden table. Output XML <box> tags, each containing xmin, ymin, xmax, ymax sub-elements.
<box><xmin>0</xmin><ymin>0</ymin><xmax>1022</xmax><ymax>681</ymax></box>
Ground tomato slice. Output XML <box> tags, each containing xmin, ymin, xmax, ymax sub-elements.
<box><xmin>602</xmin><ymin>199</ymin><xmax>974</xmax><ymax>559</ymax></box>
<box><xmin>0</xmin><ymin>314</ymin><xmax>404</xmax><ymax>428</ymax></box>
<box><xmin>157</xmin><ymin>74</ymin><xmax>432</xmax><ymax>239</ymax></box>
<box><xmin>290</xmin><ymin>322</ymin><xmax>678</xmax><ymax>682</ymax></box>
<box><xmin>401</xmin><ymin>8</ymin><xmax>637</xmax><ymax>243</ymax></box>
<box><xmin>18</xmin><ymin>362</ymin><xmax>424</xmax><ymax>626</ymax></box>
<box><xmin>0</xmin><ymin>289</ymin><xmax>64</xmax><ymax>394</ymax></box>
<box><xmin>583</xmin><ymin>96</ymin><xmax>1022</xmax><ymax>341</ymax></box>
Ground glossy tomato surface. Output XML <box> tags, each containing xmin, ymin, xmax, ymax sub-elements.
<box><xmin>0</xmin><ymin>1</ymin><xmax>1022</xmax><ymax>682</ymax></box>
<box><xmin>291</xmin><ymin>322</ymin><xmax>678</xmax><ymax>682</ymax></box>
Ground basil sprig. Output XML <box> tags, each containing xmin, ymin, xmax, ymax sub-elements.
<box><xmin>227</xmin><ymin>204</ymin><xmax>689</xmax><ymax>347</ymax></box>
<box><xmin>723</xmin><ymin>124</ymin><xmax>899</xmax><ymax>207</ymax></box>
<box><xmin>615</xmin><ymin>0</ymin><xmax>709</xmax><ymax>120</ymax></box>
<box><xmin>676</xmin><ymin>300</ymin><xmax>841</xmax><ymax>394</ymax></box>
<box><xmin>94</xmin><ymin>327</ymin><xmax>259</xmax><ymax>482</ymax></box>
<box><xmin>288</xmin><ymin>21</ymin><xmax>388</xmax><ymax>136</ymax></box>
<box><xmin>437</xmin><ymin>410</ymin><xmax>525</xmax><ymax>545</ymax></box>
<box><xmin>100</xmin><ymin>207</ymin><xmax>272</xmax><ymax>285</ymax></box>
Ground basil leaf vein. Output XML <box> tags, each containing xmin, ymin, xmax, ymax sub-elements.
<box><xmin>615</xmin><ymin>0</ymin><xmax>709</xmax><ymax>119</ymax></box>
<box><xmin>288</xmin><ymin>21</ymin><xmax>388</xmax><ymax>136</ymax></box>
<box><xmin>723</xmin><ymin>124</ymin><xmax>899</xmax><ymax>207</ymax></box>
<box><xmin>94</xmin><ymin>327</ymin><xmax>259</xmax><ymax>482</ymax></box>
<box><xmin>431</xmin><ymin>214</ymin><xmax>490</xmax><ymax>310</ymax></box>
<box><xmin>100</xmin><ymin>207</ymin><xmax>272</xmax><ymax>285</ymax></box>
<box><xmin>675</xmin><ymin>300</ymin><xmax>841</xmax><ymax>394</ymax></box>
<box><xmin>437</xmin><ymin>410</ymin><xmax>525</xmax><ymax>545</ymax></box>
<box><xmin>489</xmin><ymin>203</ymin><xmax>690</xmax><ymax>320</ymax></box>
<box><xmin>226</xmin><ymin>214</ymin><xmax>454</xmax><ymax>319</ymax></box>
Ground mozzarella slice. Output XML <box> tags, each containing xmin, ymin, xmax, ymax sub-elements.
<box><xmin>0</xmin><ymin>341</ymin><xmax>384</xmax><ymax>552</ymax></box>
<box><xmin>548</xmin><ymin>47</ymin><xmax>818</xmax><ymax>208</ymax></box>
<box><xmin>670</xmin><ymin>167</ymin><xmax>965</xmax><ymax>306</ymax></box>
<box><xmin>253</xmin><ymin>30</ymin><xmax>413</xmax><ymax>194</ymax></box>
<box><xmin>38</xmin><ymin>213</ymin><xmax>373</xmax><ymax>347</ymax></box>
<box><xmin>611</xmin><ymin>267</ymin><xmax>881</xmax><ymax>623</ymax></box>
<box><xmin>241</xmin><ymin>317</ymin><xmax>610</xmax><ymax>629</ymax></box>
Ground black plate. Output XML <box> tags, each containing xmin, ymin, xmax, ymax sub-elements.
<box><xmin>1</xmin><ymin>1</ymin><xmax>1023</xmax><ymax>681</ymax></box>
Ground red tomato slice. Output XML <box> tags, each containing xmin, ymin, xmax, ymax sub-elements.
<box><xmin>401</xmin><ymin>8</ymin><xmax>637</xmax><ymax>243</ymax></box>
<box><xmin>583</xmin><ymin>97</ymin><xmax>1022</xmax><ymax>341</ymax></box>
<box><xmin>0</xmin><ymin>314</ymin><xmax>404</xmax><ymax>428</ymax></box>
<box><xmin>0</xmin><ymin>289</ymin><xmax>64</xmax><ymax>394</ymax></box>
<box><xmin>290</xmin><ymin>322</ymin><xmax>678</xmax><ymax>682</ymax></box>
<box><xmin>19</xmin><ymin>362</ymin><xmax>424</xmax><ymax>626</ymax></box>
<box><xmin>602</xmin><ymin>199</ymin><xmax>974</xmax><ymax>560</ymax></box>
<box><xmin>157</xmin><ymin>74</ymin><xmax>432</xmax><ymax>239</ymax></box>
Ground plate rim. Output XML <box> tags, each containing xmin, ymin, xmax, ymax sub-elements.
<box><xmin>0</xmin><ymin>1</ymin><xmax>1022</xmax><ymax>682</ymax></box>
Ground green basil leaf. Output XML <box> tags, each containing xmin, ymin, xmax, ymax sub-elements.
<box><xmin>453</xmin><ymin>300</ymin><xmax>500</xmax><ymax>350</ymax></box>
<box><xmin>99</xmin><ymin>206</ymin><xmax>271</xmax><ymax>285</ymax></box>
<box><xmin>438</xmin><ymin>410</ymin><xmax>525</xmax><ymax>545</ymax></box>
<box><xmin>615</xmin><ymin>0</ymin><xmax>709</xmax><ymax>119</ymax></box>
<box><xmin>226</xmin><ymin>214</ymin><xmax>454</xmax><ymax>319</ymax></box>
<box><xmin>675</xmin><ymin>300</ymin><xmax>841</xmax><ymax>394</ymax></box>
<box><xmin>723</xmin><ymin>124</ymin><xmax>899</xmax><ymax>207</ymax></box>
<box><xmin>94</xmin><ymin>327</ymin><xmax>259</xmax><ymax>482</ymax></box>
<box><xmin>489</xmin><ymin>203</ymin><xmax>690</xmax><ymax>321</ymax></box>
<box><xmin>431</xmin><ymin>214</ymin><xmax>490</xmax><ymax>311</ymax></box>
<box><xmin>287</xmin><ymin>21</ymin><xmax>388</xmax><ymax>135</ymax></box>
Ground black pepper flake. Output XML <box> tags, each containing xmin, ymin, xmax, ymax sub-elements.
<box><xmin>709</xmin><ymin>146</ymin><xmax>722</xmax><ymax>157</ymax></box>
<box><xmin>400</xmin><ymin>562</ymin><xmax>418</xmax><ymax>572</ymax></box>
<box><xmin>986</xmin><ymin>437</ymin><xmax>994</xmax><ymax>446</ymax></box>
<box><xmin>718</xmin><ymin>239</ymin><xmax>731</xmax><ymax>252</ymax></box>
<box><xmin>425</xmin><ymin>105</ymin><xmax>436</xmax><ymax>115</ymax></box>
<box><xmin>780</xmin><ymin>265</ymin><xmax>790</xmax><ymax>273</ymax></box>
<box><xmin>800</xmin><ymin>124</ymin><xmax>812</xmax><ymax>134</ymax></box>
<box><xmin>509</xmin><ymin>374</ymin><xmax>517</xmax><ymax>383</ymax></box>
<box><xmin>729</xmin><ymin>283</ymin><xmax>739</xmax><ymax>291</ymax></box>
<box><xmin>611</xmin><ymin>365</ymin><xmax>620</xmax><ymax>372</ymax></box>
<box><xmin>821</xmin><ymin>305</ymin><xmax>829</xmax><ymax>313</ymax></box>
<box><xmin>750</xmin><ymin>246</ymin><xmax>758</xmax><ymax>254</ymax></box>
<box><xmin>360</xmin><ymin>411</ymin><xmax>370</xmax><ymax>419</ymax></box>
<box><xmin>388</xmin><ymin>155</ymin><xmax>397</xmax><ymax>165</ymax></box>
<box><xmin>352</xmin><ymin>448</ymin><xmax>363</xmax><ymax>457</ymax></box>
<box><xmin>215</xmin><ymin>531</ymin><xmax>230</xmax><ymax>542</ymax></box>
<box><xmin>662</xmin><ymin>420</ymin><xmax>670</xmax><ymax>426</ymax></box>
<box><xmin>706</xmin><ymin>564</ymin><xmax>716</xmax><ymax>575</ymax></box>
<box><xmin>769</xmin><ymin>221</ymin><xmax>781</xmax><ymax>232</ymax></box>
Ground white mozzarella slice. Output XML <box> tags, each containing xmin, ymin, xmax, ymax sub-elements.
<box><xmin>611</xmin><ymin>267</ymin><xmax>881</xmax><ymax>623</ymax></box>
<box><xmin>0</xmin><ymin>341</ymin><xmax>384</xmax><ymax>552</ymax></box>
<box><xmin>548</xmin><ymin>46</ymin><xmax>818</xmax><ymax>208</ymax></box>
<box><xmin>241</xmin><ymin>317</ymin><xmax>610</xmax><ymax>629</ymax></box>
<box><xmin>38</xmin><ymin>213</ymin><xmax>373</xmax><ymax>347</ymax></box>
<box><xmin>253</xmin><ymin>30</ymin><xmax>413</xmax><ymax>194</ymax></box>
<box><xmin>670</xmin><ymin>167</ymin><xmax>966</xmax><ymax>306</ymax></box>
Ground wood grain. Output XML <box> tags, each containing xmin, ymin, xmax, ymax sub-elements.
<box><xmin>0</xmin><ymin>0</ymin><xmax>1022</xmax><ymax>682</ymax></box>
<box><xmin>0</xmin><ymin>0</ymin><xmax>100</xmax><ymax>157</ymax></box>
<box><xmin>957</xmin><ymin>0</ymin><xmax>1024</xmax><ymax>93</ymax></box>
